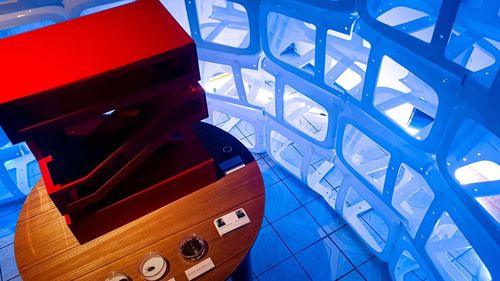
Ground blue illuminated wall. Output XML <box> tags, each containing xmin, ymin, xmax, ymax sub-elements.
<box><xmin>171</xmin><ymin>0</ymin><xmax>499</xmax><ymax>280</ymax></box>
<box><xmin>0</xmin><ymin>0</ymin><xmax>498</xmax><ymax>280</ymax></box>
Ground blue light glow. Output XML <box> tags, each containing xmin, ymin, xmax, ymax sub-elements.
<box><xmin>170</xmin><ymin>0</ymin><xmax>500</xmax><ymax>280</ymax></box>
<box><xmin>0</xmin><ymin>0</ymin><xmax>498</xmax><ymax>280</ymax></box>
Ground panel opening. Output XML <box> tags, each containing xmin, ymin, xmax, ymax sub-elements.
<box><xmin>241</xmin><ymin>67</ymin><xmax>276</xmax><ymax>116</ymax></box>
<box><xmin>445</xmin><ymin>1</ymin><xmax>499</xmax><ymax>88</ymax></box>
<box><xmin>374</xmin><ymin>56</ymin><xmax>438</xmax><ymax>140</ymax></box>
<box><xmin>367</xmin><ymin>0</ymin><xmax>443</xmax><ymax>43</ymax></box>
<box><xmin>199</xmin><ymin>61</ymin><xmax>238</xmax><ymax>99</ymax></box>
<box><xmin>269</xmin><ymin>130</ymin><xmax>304</xmax><ymax>178</ymax></box>
<box><xmin>342</xmin><ymin>125</ymin><xmax>390</xmax><ymax>193</ymax></box>
<box><xmin>392</xmin><ymin>163</ymin><xmax>434</xmax><ymax>238</ymax></box>
<box><xmin>283</xmin><ymin>85</ymin><xmax>329</xmax><ymax>141</ymax></box>
<box><xmin>196</xmin><ymin>0</ymin><xmax>250</xmax><ymax>48</ymax></box>
<box><xmin>267</xmin><ymin>12</ymin><xmax>316</xmax><ymax>74</ymax></box>
<box><xmin>425</xmin><ymin>212</ymin><xmax>491</xmax><ymax>281</ymax></box>
<box><xmin>447</xmin><ymin>119</ymin><xmax>500</xmax><ymax>223</ymax></box>
<box><xmin>211</xmin><ymin>111</ymin><xmax>256</xmax><ymax>149</ymax></box>
<box><xmin>324</xmin><ymin>28</ymin><xmax>371</xmax><ymax>100</ymax></box>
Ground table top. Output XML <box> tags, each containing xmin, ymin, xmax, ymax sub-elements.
<box><xmin>15</xmin><ymin>160</ymin><xmax>264</xmax><ymax>281</ymax></box>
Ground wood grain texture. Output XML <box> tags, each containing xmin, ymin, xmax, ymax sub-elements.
<box><xmin>15</xmin><ymin>161</ymin><xmax>264</xmax><ymax>281</ymax></box>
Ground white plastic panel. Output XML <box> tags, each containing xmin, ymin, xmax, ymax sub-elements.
<box><xmin>445</xmin><ymin>0</ymin><xmax>500</xmax><ymax>89</ymax></box>
<box><xmin>425</xmin><ymin>212</ymin><xmax>492</xmax><ymax>281</ymax></box>
<box><xmin>343</xmin><ymin>186</ymin><xmax>389</xmax><ymax>253</ymax></box>
<box><xmin>342</xmin><ymin>125</ymin><xmax>390</xmax><ymax>193</ymax></box>
<box><xmin>392</xmin><ymin>163</ymin><xmax>434</xmax><ymax>238</ymax></box>
<box><xmin>368</xmin><ymin>0</ymin><xmax>443</xmax><ymax>43</ymax></box>
<box><xmin>211</xmin><ymin>110</ymin><xmax>256</xmax><ymax>149</ymax></box>
<box><xmin>307</xmin><ymin>156</ymin><xmax>340</xmax><ymax>208</ymax></box>
<box><xmin>80</xmin><ymin>0</ymin><xmax>134</xmax><ymax>15</ymax></box>
<box><xmin>324</xmin><ymin>29</ymin><xmax>371</xmax><ymax>100</ymax></box>
<box><xmin>241</xmin><ymin>67</ymin><xmax>276</xmax><ymax>116</ymax></box>
<box><xmin>267</xmin><ymin>12</ymin><xmax>316</xmax><ymax>74</ymax></box>
<box><xmin>269</xmin><ymin>130</ymin><xmax>304</xmax><ymax>178</ymax></box>
<box><xmin>447</xmin><ymin>119</ymin><xmax>500</xmax><ymax>224</ymax></box>
<box><xmin>199</xmin><ymin>61</ymin><xmax>238</xmax><ymax>99</ymax></box>
<box><xmin>0</xmin><ymin>20</ymin><xmax>55</xmax><ymax>38</ymax></box>
<box><xmin>374</xmin><ymin>55</ymin><xmax>438</xmax><ymax>140</ymax></box>
<box><xmin>283</xmin><ymin>85</ymin><xmax>329</xmax><ymax>141</ymax></box>
<box><xmin>394</xmin><ymin>250</ymin><xmax>429</xmax><ymax>281</ymax></box>
<box><xmin>195</xmin><ymin>0</ymin><xmax>250</xmax><ymax>48</ymax></box>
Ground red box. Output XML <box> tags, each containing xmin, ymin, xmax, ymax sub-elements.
<box><xmin>0</xmin><ymin>0</ymin><xmax>199</xmax><ymax>142</ymax></box>
<box><xmin>0</xmin><ymin>0</ymin><xmax>216</xmax><ymax>243</ymax></box>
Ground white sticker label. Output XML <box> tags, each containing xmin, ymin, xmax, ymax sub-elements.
<box><xmin>213</xmin><ymin>208</ymin><xmax>251</xmax><ymax>237</ymax></box>
<box><xmin>185</xmin><ymin>258</ymin><xmax>215</xmax><ymax>280</ymax></box>
<box><xmin>167</xmin><ymin>278</ymin><xmax>176</xmax><ymax>281</ymax></box>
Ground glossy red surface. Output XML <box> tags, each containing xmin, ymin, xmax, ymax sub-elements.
<box><xmin>0</xmin><ymin>0</ymin><xmax>192</xmax><ymax>104</ymax></box>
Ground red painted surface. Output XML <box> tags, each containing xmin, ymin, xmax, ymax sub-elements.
<box><xmin>0</xmin><ymin>0</ymin><xmax>192</xmax><ymax>104</ymax></box>
<box><xmin>0</xmin><ymin>0</ymin><xmax>216</xmax><ymax>243</ymax></box>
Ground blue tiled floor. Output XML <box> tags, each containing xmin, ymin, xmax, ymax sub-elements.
<box><xmin>250</xmin><ymin>225</ymin><xmax>292</xmax><ymax>275</ymax></box>
<box><xmin>273</xmin><ymin>207</ymin><xmax>326</xmax><ymax>254</ymax></box>
<box><xmin>264</xmin><ymin>181</ymin><xmax>301</xmax><ymax>223</ymax></box>
<box><xmin>0</xmin><ymin>206</ymin><xmax>21</xmax><ymax>281</ymax></box>
<box><xmin>0</xmin><ymin>153</ymin><xmax>390</xmax><ymax>281</ymax></box>
<box><xmin>329</xmin><ymin>226</ymin><xmax>375</xmax><ymax>267</ymax></box>
<box><xmin>283</xmin><ymin>176</ymin><xmax>319</xmax><ymax>205</ymax></box>
<box><xmin>304</xmin><ymin>197</ymin><xmax>346</xmax><ymax>235</ymax></box>
<box><xmin>295</xmin><ymin>237</ymin><xmax>353</xmax><ymax>280</ymax></box>
<box><xmin>249</xmin><ymin>153</ymin><xmax>390</xmax><ymax>281</ymax></box>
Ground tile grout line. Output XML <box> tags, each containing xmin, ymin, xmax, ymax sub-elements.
<box><xmin>252</xmin><ymin>226</ymin><xmax>289</xmax><ymax>278</ymax></box>
<box><xmin>0</xmin><ymin>242</ymin><xmax>14</xmax><ymax>251</ymax></box>
<box><xmin>326</xmin><ymin>227</ymin><xmax>365</xmax><ymax>270</ymax></box>
<box><xmin>290</xmin><ymin>255</ymin><xmax>313</xmax><ymax>281</ymax></box>
<box><xmin>265</xmin><ymin>155</ymin><xmax>363</xmax><ymax>281</ymax></box>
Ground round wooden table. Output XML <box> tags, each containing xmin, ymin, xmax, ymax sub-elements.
<box><xmin>14</xmin><ymin>129</ymin><xmax>264</xmax><ymax>281</ymax></box>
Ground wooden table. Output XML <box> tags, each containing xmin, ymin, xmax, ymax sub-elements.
<box><xmin>15</xmin><ymin>160</ymin><xmax>264</xmax><ymax>280</ymax></box>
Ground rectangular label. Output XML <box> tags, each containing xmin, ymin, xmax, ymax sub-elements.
<box><xmin>185</xmin><ymin>258</ymin><xmax>215</xmax><ymax>280</ymax></box>
<box><xmin>214</xmin><ymin>208</ymin><xmax>251</xmax><ymax>237</ymax></box>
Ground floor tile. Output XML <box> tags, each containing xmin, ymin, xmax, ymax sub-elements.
<box><xmin>260</xmin><ymin>216</ymin><xmax>269</xmax><ymax>229</ymax></box>
<box><xmin>264</xmin><ymin>182</ymin><xmax>301</xmax><ymax>222</ymax></box>
<box><xmin>273</xmin><ymin>207</ymin><xmax>326</xmax><ymax>254</ymax></box>
<box><xmin>0</xmin><ymin>207</ymin><xmax>22</xmax><ymax>249</ymax></box>
<box><xmin>305</xmin><ymin>198</ymin><xmax>346</xmax><ymax>235</ymax></box>
<box><xmin>359</xmin><ymin>210</ymin><xmax>388</xmax><ymax>246</ymax></box>
<box><xmin>257</xmin><ymin>159</ymin><xmax>281</xmax><ymax>187</ymax></box>
<box><xmin>250</xmin><ymin>225</ymin><xmax>292</xmax><ymax>276</ymax></box>
<box><xmin>358</xmin><ymin>257</ymin><xmax>391</xmax><ymax>281</ymax></box>
<box><xmin>263</xmin><ymin>155</ymin><xmax>290</xmax><ymax>180</ymax></box>
<box><xmin>329</xmin><ymin>225</ymin><xmax>374</xmax><ymax>267</ymax></box>
<box><xmin>258</xmin><ymin>257</ymin><xmax>310</xmax><ymax>281</ymax></box>
<box><xmin>283</xmin><ymin>176</ymin><xmax>319</xmax><ymax>205</ymax></box>
<box><xmin>0</xmin><ymin>233</ymin><xmax>14</xmax><ymax>250</ymax></box>
<box><xmin>0</xmin><ymin>202</ymin><xmax>23</xmax><ymax>222</ymax></box>
<box><xmin>296</xmin><ymin>237</ymin><xmax>353</xmax><ymax>281</ymax></box>
<box><xmin>0</xmin><ymin>244</ymin><xmax>19</xmax><ymax>281</ymax></box>
<box><xmin>337</xmin><ymin>269</ymin><xmax>366</xmax><ymax>281</ymax></box>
